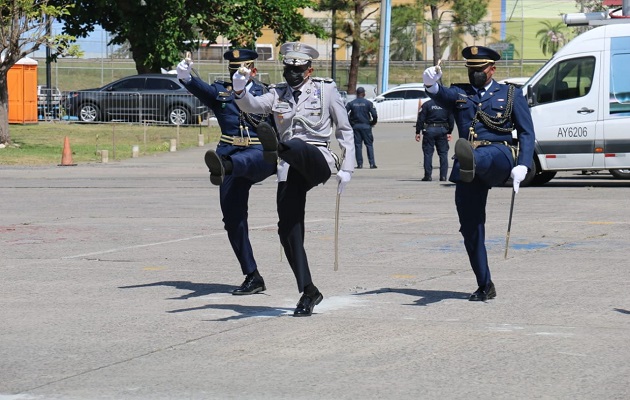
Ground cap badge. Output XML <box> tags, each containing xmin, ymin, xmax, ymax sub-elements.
<box><xmin>471</xmin><ymin>47</ymin><xmax>478</xmax><ymax>55</ymax></box>
<box><xmin>233</xmin><ymin>50</ymin><xmax>240</xmax><ymax>58</ymax></box>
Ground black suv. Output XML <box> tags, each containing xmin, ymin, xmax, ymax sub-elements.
<box><xmin>65</xmin><ymin>74</ymin><xmax>208</xmax><ymax>125</ymax></box>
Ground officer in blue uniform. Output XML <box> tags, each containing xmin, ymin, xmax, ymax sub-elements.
<box><xmin>176</xmin><ymin>49</ymin><xmax>275</xmax><ymax>295</ymax></box>
<box><xmin>415</xmin><ymin>98</ymin><xmax>454</xmax><ymax>181</ymax></box>
<box><xmin>346</xmin><ymin>87</ymin><xmax>378</xmax><ymax>169</ymax></box>
<box><xmin>423</xmin><ymin>46</ymin><xmax>535</xmax><ymax>301</ymax></box>
<box><xmin>233</xmin><ymin>42</ymin><xmax>355</xmax><ymax>317</ymax></box>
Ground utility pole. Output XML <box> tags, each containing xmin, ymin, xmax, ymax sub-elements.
<box><xmin>331</xmin><ymin>7</ymin><xmax>337</xmax><ymax>82</ymax></box>
<box><xmin>45</xmin><ymin>14</ymin><xmax>52</xmax><ymax>119</ymax></box>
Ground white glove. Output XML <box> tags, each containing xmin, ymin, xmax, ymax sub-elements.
<box><xmin>176</xmin><ymin>59</ymin><xmax>191</xmax><ymax>82</ymax></box>
<box><xmin>422</xmin><ymin>66</ymin><xmax>442</xmax><ymax>87</ymax></box>
<box><xmin>232</xmin><ymin>67</ymin><xmax>250</xmax><ymax>92</ymax></box>
<box><xmin>511</xmin><ymin>165</ymin><xmax>528</xmax><ymax>193</ymax></box>
<box><xmin>336</xmin><ymin>170</ymin><xmax>352</xmax><ymax>194</ymax></box>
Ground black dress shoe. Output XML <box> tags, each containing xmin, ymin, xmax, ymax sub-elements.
<box><xmin>356</xmin><ymin>165</ymin><xmax>363</xmax><ymax>169</ymax></box>
<box><xmin>469</xmin><ymin>282</ymin><xmax>496</xmax><ymax>301</ymax></box>
<box><xmin>204</xmin><ymin>150</ymin><xmax>224</xmax><ymax>186</ymax></box>
<box><xmin>370</xmin><ymin>165</ymin><xmax>378</xmax><ymax>169</ymax></box>
<box><xmin>421</xmin><ymin>176</ymin><xmax>432</xmax><ymax>181</ymax></box>
<box><xmin>439</xmin><ymin>177</ymin><xmax>447</xmax><ymax>181</ymax></box>
<box><xmin>232</xmin><ymin>274</ymin><xmax>266</xmax><ymax>295</ymax></box>
<box><xmin>455</xmin><ymin>138</ymin><xmax>475</xmax><ymax>183</ymax></box>
<box><xmin>256</xmin><ymin>122</ymin><xmax>279</xmax><ymax>164</ymax></box>
<box><xmin>293</xmin><ymin>291</ymin><xmax>323</xmax><ymax>317</ymax></box>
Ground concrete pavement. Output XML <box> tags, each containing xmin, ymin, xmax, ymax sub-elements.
<box><xmin>1</xmin><ymin>123</ymin><xmax>629</xmax><ymax>399</ymax></box>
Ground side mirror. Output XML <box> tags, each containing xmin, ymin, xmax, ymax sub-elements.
<box><xmin>525</xmin><ymin>84</ymin><xmax>535</xmax><ymax>107</ymax></box>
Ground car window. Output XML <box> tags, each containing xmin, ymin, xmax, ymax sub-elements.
<box><xmin>383</xmin><ymin>90</ymin><xmax>404</xmax><ymax>100</ymax></box>
<box><xmin>404</xmin><ymin>90</ymin><xmax>427</xmax><ymax>100</ymax></box>
<box><xmin>146</xmin><ymin>78</ymin><xmax>181</xmax><ymax>90</ymax></box>
<box><xmin>110</xmin><ymin>77</ymin><xmax>145</xmax><ymax>91</ymax></box>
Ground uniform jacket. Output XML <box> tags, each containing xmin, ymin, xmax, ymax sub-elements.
<box><xmin>416</xmin><ymin>99</ymin><xmax>454</xmax><ymax>135</ymax></box>
<box><xmin>428</xmin><ymin>80</ymin><xmax>535</xmax><ymax>168</ymax></box>
<box><xmin>182</xmin><ymin>77</ymin><xmax>268</xmax><ymax>136</ymax></box>
<box><xmin>235</xmin><ymin>78</ymin><xmax>355</xmax><ymax>181</ymax></box>
<box><xmin>346</xmin><ymin>97</ymin><xmax>377</xmax><ymax>128</ymax></box>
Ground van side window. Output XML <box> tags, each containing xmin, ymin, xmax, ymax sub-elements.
<box><xmin>535</xmin><ymin>56</ymin><xmax>595</xmax><ymax>105</ymax></box>
<box><xmin>610</xmin><ymin>52</ymin><xmax>630</xmax><ymax>114</ymax></box>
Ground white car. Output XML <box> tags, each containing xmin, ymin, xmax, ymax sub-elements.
<box><xmin>372</xmin><ymin>83</ymin><xmax>429</xmax><ymax>122</ymax></box>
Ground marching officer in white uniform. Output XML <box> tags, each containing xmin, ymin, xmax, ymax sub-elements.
<box><xmin>232</xmin><ymin>42</ymin><xmax>355</xmax><ymax>316</ymax></box>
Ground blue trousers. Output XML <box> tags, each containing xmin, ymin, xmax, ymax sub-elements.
<box><xmin>353</xmin><ymin>125</ymin><xmax>375</xmax><ymax>167</ymax></box>
<box><xmin>452</xmin><ymin>144</ymin><xmax>513</xmax><ymax>287</ymax></box>
<box><xmin>216</xmin><ymin>143</ymin><xmax>276</xmax><ymax>275</ymax></box>
<box><xmin>421</xmin><ymin>127</ymin><xmax>449</xmax><ymax>179</ymax></box>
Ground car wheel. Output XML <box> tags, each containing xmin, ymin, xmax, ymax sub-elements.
<box><xmin>79</xmin><ymin>103</ymin><xmax>99</xmax><ymax>123</ymax></box>
<box><xmin>168</xmin><ymin>106</ymin><xmax>190</xmax><ymax>125</ymax></box>
<box><xmin>609</xmin><ymin>169</ymin><xmax>630</xmax><ymax>179</ymax></box>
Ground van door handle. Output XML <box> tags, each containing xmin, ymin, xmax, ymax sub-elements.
<box><xmin>577</xmin><ymin>107</ymin><xmax>594</xmax><ymax>114</ymax></box>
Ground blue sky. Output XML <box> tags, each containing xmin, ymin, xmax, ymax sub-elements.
<box><xmin>32</xmin><ymin>22</ymin><xmax>119</xmax><ymax>59</ymax></box>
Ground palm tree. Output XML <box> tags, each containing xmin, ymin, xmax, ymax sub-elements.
<box><xmin>536</xmin><ymin>21</ymin><xmax>569</xmax><ymax>57</ymax></box>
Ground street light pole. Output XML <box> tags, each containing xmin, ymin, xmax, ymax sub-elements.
<box><xmin>331</xmin><ymin>7</ymin><xmax>336</xmax><ymax>82</ymax></box>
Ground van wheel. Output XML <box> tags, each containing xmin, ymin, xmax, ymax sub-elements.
<box><xmin>531</xmin><ymin>171</ymin><xmax>557</xmax><ymax>186</ymax></box>
<box><xmin>609</xmin><ymin>169</ymin><xmax>630</xmax><ymax>179</ymax></box>
<box><xmin>519</xmin><ymin>162</ymin><xmax>536</xmax><ymax>187</ymax></box>
<box><xmin>505</xmin><ymin>161</ymin><xmax>537</xmax><ymax>188</ymax></box>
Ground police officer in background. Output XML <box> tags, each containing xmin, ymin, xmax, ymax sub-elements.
<box><xmin>346</xmin><ymin>87</ymin><xmax>378</xmax><ymax>169</ymax></box>
<box><xmin>233</xmin><ymin>42</ymin><xmax>355</xmax><ymax>317</ymax></box>
<box><xmin>415</xmin><ymin>99</ymin><xmax>454</xmax><ymax>181</ymax></box>
<box><xmin>176</xmin><ymin>49</ymin><xmax>275</xmax><ymax>296</ymax></box>
<box><xmin>423</xmin><ymin>46</ymin><xmax>535</xmax><ymax>301</ymax></box>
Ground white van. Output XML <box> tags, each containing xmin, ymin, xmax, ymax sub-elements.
<box><xmin>522</xmin><ymin>19</ymin><xmax>630</xmax><ymax>185</ymax></box>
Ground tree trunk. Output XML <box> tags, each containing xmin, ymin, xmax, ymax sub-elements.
<box><xmin>347</xmin><ymin>2</ymin><xmax>363</xmax><ymax>95</ymax></box>
<box><xmin>431</xmin><ymin>5</ymin><xmax>441</xmax><ymax>65</ymax></box>
<box><xmin>0</xmin><ymin>71</ymin><xmax>10</xmax><ymax>145</ymax></box>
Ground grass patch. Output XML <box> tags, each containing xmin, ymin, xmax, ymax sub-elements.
<box><xmin>1</xmin><ymin>122</ymin><xmax>221</xmax><ymax>166</ymax></box>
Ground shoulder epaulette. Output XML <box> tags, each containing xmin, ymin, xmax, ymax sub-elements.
<box><xmin>452</xmin><ymin>83</ymin><xmax>473</xmax><ymax>91</ymax></box>
<box><xmin>270</xmin><ymin>82</ymin><xmax>288</xmax><ymax>89</ymax></box>
<box><xmin>312</xmin><ymin>77</ymin><xmax>334</xmax><ymax>83</ymax></box>
<box><xmin>252</xmin><ymin>79</ymin><xmax>269</xmax><ymax>88</ymax></box>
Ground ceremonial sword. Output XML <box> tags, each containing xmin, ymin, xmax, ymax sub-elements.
<box><xmin>504</xmin><ymin>141</ymin><xmax>520</xmax><ymax>259</ymax></box>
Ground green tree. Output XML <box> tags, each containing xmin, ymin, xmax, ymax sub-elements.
<box><xmin>0</xmin><ymin>0</ymin><xmax>73</xmax><ymax>145</ymax></box>
<box><xmin>536</xmin><ymin>20</ymin><xmax>569</xmax><ymax>57</ymax></box>
<box><xmin>50</xmin><ymin>0</ymin><xmax>325</xmax><ymax>74</ymax></box>
<box><xmin>316</xmin><ymin>0</ymin><xmax>380</xmax><ymax>94</ymax></box>
<box><xmin>417</xmin><ymin>0</ymin><xmax>453</xmax><ymax>66</ymax></box>
<box><xmin>390</xmin><ymin>5</ymin><xmax>424</xmax><ymax>62</ymax></box>
<box><xmin>447</xmin><ymin>0</ymin><xmax>490</xmax><ymax>60</ymax></box>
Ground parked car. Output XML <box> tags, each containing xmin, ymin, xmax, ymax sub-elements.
<box><xmin>372</xmin><ymin>83</ymin><xmax>429</xmax><ymax>122</ymax></box>
<box><xmin>37</xmin><ymin>85</ymin><xmax>63</xmax><ymax>119</ymax></box>
<box><xmin>64</xmin><ymin>74</ymin><xmax>208</xmax><ymax>124</ymax></box>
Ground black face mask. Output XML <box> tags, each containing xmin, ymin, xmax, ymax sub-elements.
<box><xmin>468</xmin><ymin>69</ymin><xmax>488</xmax><ymax>89</ymax></box>
<box><xmin>283</xmin><ymin>69</ymin><xmax>306</xmax><ymax>88</ymax></box>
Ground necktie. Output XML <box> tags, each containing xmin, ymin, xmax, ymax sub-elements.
<box><xmin>293</xmin><ymin>90</ymin><xmax>301</xmax><ymax>103</ymax></box>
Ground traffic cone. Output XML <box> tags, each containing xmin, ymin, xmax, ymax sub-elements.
<box><xmin>58</xmin><ymin>136</ymin><xmax>77</xmax><ymax>166</ymax></box>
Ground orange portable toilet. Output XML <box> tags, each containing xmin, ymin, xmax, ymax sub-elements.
<box><xmin>8</xmin><ymin>57</ymin><xmax>38</xmax><ymax>124</ymax></box>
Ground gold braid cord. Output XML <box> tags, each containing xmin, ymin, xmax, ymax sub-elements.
<box><xmin>468</xmin><ymin>84</ymin><xmax>516</xmax><ymax>141</ymax></box>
